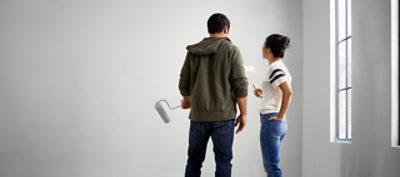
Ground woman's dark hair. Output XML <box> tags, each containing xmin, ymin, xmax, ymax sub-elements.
<box><xmin>207</xmin><ymin>13</ymin><xmax>230</xmax><ymax>34</ymax></box>
<box><xmin>265</xmin><ymin>34</ymin><xmax>291</xmax><ymax>58</ymax></box>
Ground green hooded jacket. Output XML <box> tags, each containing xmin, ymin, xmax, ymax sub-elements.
<box><xmin>179</xmin><ymin>37</ymin><xmax>248</xmax><ymax>121</ymax></box>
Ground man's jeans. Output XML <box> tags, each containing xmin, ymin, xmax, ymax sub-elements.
<box><xmin>260</xmin><ymin>113</ymin><xmax>287</xmax><ymax>177</ymax></box>
<box><xmin>184</xmin><ymin>119</ymin><xmax>235</xmax><ymax>177</ymax></box>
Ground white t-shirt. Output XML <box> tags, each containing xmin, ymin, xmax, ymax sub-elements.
<box><xmin>259</xmin><ymin>60</ymin><xmax>292</xmax><ymax>114</ymax></box>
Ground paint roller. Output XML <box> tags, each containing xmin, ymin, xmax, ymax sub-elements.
<box><xmin>154</xmin><ymin>99</ymin><xmax>181</xmax><ymax>123</ymax></box>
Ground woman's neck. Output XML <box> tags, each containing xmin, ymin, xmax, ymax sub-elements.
<box><xmin>268</xmin><ymin>57</ymin><xmax>281</xmax><ymax>65</ymax></box>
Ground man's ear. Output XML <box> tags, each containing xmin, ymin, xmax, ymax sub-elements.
<box><xmin>223</xmin><ymin>26</ymin><xmax>229</xmax><ymax>34</ymax></box>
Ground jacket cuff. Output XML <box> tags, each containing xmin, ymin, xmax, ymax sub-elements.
<box><xmin>234</xmin><ymin>87</ymin><xmax>248</xmax><ymax>98</ymax></box>
<box><xmin>180</xmin><ymin>91</ymin><xmax>190</xmax><ymax>97</ymax></box>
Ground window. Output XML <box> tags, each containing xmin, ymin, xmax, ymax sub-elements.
<box><xmin>330</xmin><ymin>0</ymin><xmax>352</xmax><ymax>142</ymax></box>
<box><xmin>391</xmin><ymin>0</ymin><xmax>399</xmax><ymax>147</ymax></box>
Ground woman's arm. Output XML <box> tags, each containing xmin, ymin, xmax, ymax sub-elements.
<box><xmin>270</xmin><ymin>81</ymin><xmax>292</xmax><ymax>120</ymax></box>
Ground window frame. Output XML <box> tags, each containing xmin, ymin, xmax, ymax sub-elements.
<box><xmin>330</xmin><ymin>0</ymin><xmax>352</xmax><ymax>143</ymax></box>
<box><xmin>391</xmin><ymin>0</ymin><xmax>399</xmax><ymax>148</ymax></box>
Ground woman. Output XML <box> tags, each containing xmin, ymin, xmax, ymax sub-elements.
<box><xmin>254</xmin><ymin>34</ymin><xmax>292</xmax><ymax>177</ymax></box>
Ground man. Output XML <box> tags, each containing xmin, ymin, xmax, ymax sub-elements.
<box><xmin>179</xmin><ymin>13</ymin><xmax>248</xmax><ymax>177</ymax></box>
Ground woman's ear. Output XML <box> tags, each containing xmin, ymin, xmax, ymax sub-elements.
<box><xmin>267</xmin><ymin>48</ymin><xmax>273</xmax><ymax>54</ymax></box>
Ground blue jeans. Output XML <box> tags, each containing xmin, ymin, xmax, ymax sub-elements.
<box><xmin>185</xmin><ymin>119</ymin><xmax>235</xmax><ymax>177</ymax></box>
<box><xmin>260</xmin><ymin>113</ymin><xmax>287</xmax><ymax>177</ymax></box>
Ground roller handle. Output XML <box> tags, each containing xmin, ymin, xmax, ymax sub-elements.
<box><xmin>156</xmin><ymin>99</ymin><xmax>180</xmax><ymax>110</ymax></box>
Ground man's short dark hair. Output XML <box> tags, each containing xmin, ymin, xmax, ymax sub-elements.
<box><xmin>207</xmin><ymin>13</ymin><xmax>230</xmax><ymax>34</ymax></box>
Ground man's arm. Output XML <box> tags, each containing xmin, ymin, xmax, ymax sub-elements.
<box><xmin>179</xmin><ymin>53</ymin><xmax>191</xmax><ymax>98</ymax></box>
<box><xmin>179</xmin><ymin>53</ymin><xmax>191</xmax><ymax>109</ymax></box>
<box><xmin>235</xmin><ymin>97</ymin><xmax>247</xmax><ymax>134</ymax></box>
<box><xmin>229</xmin><ymin>46</ymin><xmax>249</xmax><ymax>134</ymax></box>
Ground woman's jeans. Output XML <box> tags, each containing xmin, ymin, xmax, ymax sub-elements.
<box><xmin>260</xmin><ymin>113</ymin><xmax>287</xmax><ymax>177</ymax></box>
<box><xmin>185</xmin><ymin>119</ymin><xmax>235</xmax><ymax>177</ymax></box>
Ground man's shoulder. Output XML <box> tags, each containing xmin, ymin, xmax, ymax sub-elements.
<box><xmin>220</xmin><ymin>38</ymin><xmax>235</xmax><ymax>46</ymax></box>
<box><xmin>219</xmin><ymin>39</ymin><xmax>239</xmax><ymax>52</ymax></box>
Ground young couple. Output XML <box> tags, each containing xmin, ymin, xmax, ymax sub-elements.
<box><xmin>179</xmin><ymin>13</ymin><xmax>292</xmax><ymax>177</ymax></box>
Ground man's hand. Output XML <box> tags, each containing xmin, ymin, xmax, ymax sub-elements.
<box><xmin>235</xmin><ymin>114</ymin><xmax>247</xmax><ymax>134</ymax></box>
<box><xmin>235</xmin><ymin>97</ymin><xmax>247</xmax><ymax>134</ymax></box>
<box><xmin>181</xmin><ymin>96</ymin><xmax>191</xmax><ymax>109</ymax></box>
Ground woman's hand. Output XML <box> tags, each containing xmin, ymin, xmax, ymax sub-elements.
<box><xmin>253</xmin><ymin>84</ymin><xmax>263</xmax><ymax>98</ymax></box>
<box><xmin>269</xmin><ymin>116</ymin><xmax>284</xmax><ymax>121</ymax></box>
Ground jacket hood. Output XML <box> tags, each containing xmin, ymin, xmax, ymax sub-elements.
<box><xmin>186</xmin><ymin>37</ymin><xmax>230</xmax><ymax>55</ymax></box>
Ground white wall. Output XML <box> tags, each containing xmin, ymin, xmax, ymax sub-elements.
<box><xmin>302</xmin><ymin>0</ymin><xmax>400</xmax><ymax>177</ymax></box>
<box><xmin>0</xmin><ymin>0</ymin><xmax>303</xmax><ymax>177</ymax></box>
<box><xmin>302</xmin><ymin>0</ymin><xmax>342</xmax><ymax>176</ymax></box>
